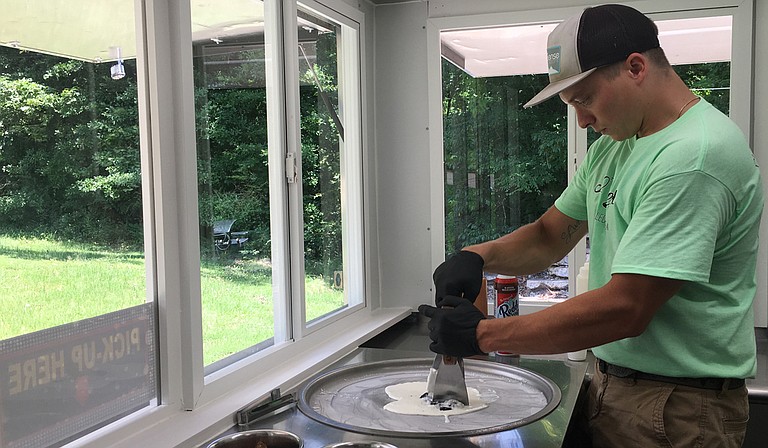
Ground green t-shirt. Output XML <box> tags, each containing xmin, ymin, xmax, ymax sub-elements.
<box><xmin>555</xmin><ymin>99</ymin><xmax>763</xmax><ymax>378</ymax></box>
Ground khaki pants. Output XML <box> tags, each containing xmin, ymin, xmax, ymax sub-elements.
<box><xmin>586</xmin><ymin>363</ymin><xmax>749</xmax><ymax>448</ymax></box>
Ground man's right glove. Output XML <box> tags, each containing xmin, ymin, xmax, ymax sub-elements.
<box><xmin>433</xmin><ymin>250</ymin><xmax>484</xmax><ymax>307</ymax></box>
<box><xmin>418</xmin><ymin>295</ymin><xmax>486</xmax><ymax>357</ymax></box>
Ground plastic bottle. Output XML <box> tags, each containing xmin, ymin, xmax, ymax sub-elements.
<box><xmin>576</xmin><ymin>262</ymin><xmax>590</xmax><ymax>296</ymax></box>
<box><xmin>485</xmin><ymin>274</ymin><xmax>497</xmax><ymax>317</ymax></box>
<box><xmin>495</xmin><ymin>275</ymin><xmax>519</xmax><ymax>356</ymax></box>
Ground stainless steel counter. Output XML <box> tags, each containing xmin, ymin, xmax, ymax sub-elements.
<box><xmin>201</xmin><ymin>315</ymin><xmax>768</xmax><ymax>448</ymax></box>
<box><xmin>207</xmin><ymin>348</ymin><xmax>589</xmax><ymax>448</ymax></box>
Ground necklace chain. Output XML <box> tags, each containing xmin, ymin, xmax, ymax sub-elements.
<box><xmin>677</xmin><ymin>96</ymin><xmax>699</xmax><ymax>118</ymax></box>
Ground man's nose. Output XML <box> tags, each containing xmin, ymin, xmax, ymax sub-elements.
<box><xmin>575</xmin><ymin>108</ymin><xmax>594</xmax><ymax>129</ymax></box>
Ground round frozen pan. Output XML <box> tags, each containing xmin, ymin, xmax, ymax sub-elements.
<box><xmin>297</xmin><ymin>358</ymin><xmax>561</xmax><ymax>438</ymax></box>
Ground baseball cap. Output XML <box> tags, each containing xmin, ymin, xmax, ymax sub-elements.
<box><xmin>524</xmin><ymin>4</ymin><xmax>660</xmax><ymax>108</ymax></box>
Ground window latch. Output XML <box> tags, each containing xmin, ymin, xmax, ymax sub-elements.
<box><xmin>285</xmin><ymin>152</ymin><xmax>297</xmax><ymax>184</ymax></box>
<box><xmin>236</xmin><ymin>388</ymin><xmax>296</xmax><ymax>427</ymax></box>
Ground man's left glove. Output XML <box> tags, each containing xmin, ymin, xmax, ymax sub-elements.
<box><xmin>433</xmin><ymin>250</ymin><xmax>485</xmax><ymax>307</ymax></box>
<box><xmin>418</xmin><ymin>295</ymin><xmax>486</xmax><ymax>357</ymax></box>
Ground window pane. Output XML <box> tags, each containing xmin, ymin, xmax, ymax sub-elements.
<box><xmin>586</xmin><ymin>16</ymin><xmax>734</xmax><ymax>145</ymax></box>
<box><xmin>0</xmin><ymin>2</ymin><xmax>155</xmax><ymax>446</ymax></box>
<box><xmin>657</xmin><ymin>15</ymin><xmax>732</xmax><ymax>117</ymax></box>
<box><xmin>191</xmin><ymin>1</ymin><xmax>274</xmax><ymax>369</ymax></box>
<box><xmin>297</xmin><ymin>8</ymin><xmax>347</xmax><ymax>323</ymax></box>
<box><xmin>441</xmin><ymin>15</ymin><xmax>733</xmax><ymax>302</ymax></box>
<box><xmin>441</xmin><ymin>57</ymin><xmax>569</xmax><ymax>300</ymax></box>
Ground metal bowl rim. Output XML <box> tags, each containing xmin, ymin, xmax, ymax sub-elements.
<box><xmin>321</xmin><ymin>442</ymin><xmax>398</xmax><ymax>448</ymax></box>
<box><xmin>207</xmin><ymin>429</ymin><xmax>303</xmax><ymax>447</ymax></box>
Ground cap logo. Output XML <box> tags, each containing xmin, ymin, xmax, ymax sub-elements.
<box><xmin>547</xmin><ymin>46</ymin><xmax>561</xmax><ymax>75</ymax></box>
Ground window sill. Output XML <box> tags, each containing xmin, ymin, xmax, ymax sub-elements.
<box><xmin>519</xmin><ymin>296</ymin><xmax>566</xmax><ymax>315</ymax></box>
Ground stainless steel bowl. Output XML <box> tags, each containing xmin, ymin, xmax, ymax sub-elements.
<box><xmin>322</xmin><ymin>443</ymin><xmax>397</xmax><ymax>448</ymax></box>
<box><xmin>207</xmin><ymin>430</ymin><xmax>303</xmax><ymax>448</ymax></box>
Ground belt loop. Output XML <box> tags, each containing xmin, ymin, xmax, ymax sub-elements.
<box><xmin>718</xmin><ymin>379</ymin><xmax>731</xmax><ymax>397</ymax></box>
<box><xmin>595</xmin><ymin>359</ymin><xmax>609</xmax><ymax>386</ymax></box>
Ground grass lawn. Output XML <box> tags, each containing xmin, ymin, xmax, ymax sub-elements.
<box><xmin>0</xmin><ymin>235</ymin><xmax>344</xmax><ymax>365</ymax></box>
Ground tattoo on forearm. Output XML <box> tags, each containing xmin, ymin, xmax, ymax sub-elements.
<box><xmin>561</xmin><ymin>222</ymin><xmax>582</xmax><ymax>244</ymax></box>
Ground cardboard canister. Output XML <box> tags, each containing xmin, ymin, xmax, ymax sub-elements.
<box><xmin>494</xmin><ymin>275</ymin><xmax>519</xmax><ymax>319</ymax></box>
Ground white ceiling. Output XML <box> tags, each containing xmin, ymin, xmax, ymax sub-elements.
<box><xmin>441</xmin><ymin>15</ymin><xmax>733</xmax><ymax>78</ymax></box>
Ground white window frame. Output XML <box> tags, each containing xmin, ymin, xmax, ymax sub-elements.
<box><xmin>66</xmin><ymin>1</ymin><xmax>408</xmax><ymax>447</ymax></box>
<box><xmin>288</xmin><ymin>0</ymin><xmax>368</xmax><ymax>339</ymax></box>
<box><xmin>426</xmin><ymin>0</ymin><xmax>760</xmax><ymax>321</ymax></box>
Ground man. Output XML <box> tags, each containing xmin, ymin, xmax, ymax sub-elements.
<box><xmin>419</xmin><ymin>4</ymin><xmax>763</xmax><ymax>447</ymax></box>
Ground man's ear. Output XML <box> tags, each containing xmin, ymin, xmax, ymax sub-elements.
<box><xmin>625</xmin><ymin>53</ymin><xmax>647</xmax><ymax>81</ymax></box>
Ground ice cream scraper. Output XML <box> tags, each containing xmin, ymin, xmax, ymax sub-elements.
<box><xmin>425</xmin><ymin>354</ymin><xmax>469</xmax><ymax>406</ymax></box>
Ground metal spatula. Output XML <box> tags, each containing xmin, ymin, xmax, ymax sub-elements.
<box><xmin>425</xmin><ymin>354</ymin><xmax>469</xmax><ymax>405</ymax></box>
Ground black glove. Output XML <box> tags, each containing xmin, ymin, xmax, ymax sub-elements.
<box><xmin>433</xmin><ymin>250</ymin><xmax>485</xmax><ymax>307</ymax></box>
<box><xmin>418</xmin><ymin>295</ymin><xmax>486</xmax><ymax>357</ymax></box>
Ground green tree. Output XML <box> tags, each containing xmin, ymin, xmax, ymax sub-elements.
<box><xmin>442</xmin><ymin>60</ymin><xmax>567</xmax><ymax>253</ymax></box>
<box><xmin>0</xmin><ymin>48</ymin><xmax>142</xmax><ymax>245</ymax></box>
<box><xmin>441</xmin><ymin>59</ymin><xmax>731</xmax><ymax>255</ymax></box>
<box><xmin>0</xmin><ymin>45</ymin><xmax>730</xmax><ymax>263</ymax></box>
<box><xmin>675</xmin><ymin>62</ymin><xmax>730</xmax><ymax>114</ymax></box>
<box><xmin>196</xmin><ymin>86</ymin><xmax>271</xmax><ymax>254</ymax></box>
<box><xmin>299</xmin><ymin>33</ymin><xmax>343</xmax><ymax>279</ymax></box>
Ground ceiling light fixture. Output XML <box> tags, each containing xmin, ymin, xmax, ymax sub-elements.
<box><xmin>110</xmin><ymin>46</ymin><xmax>125</xmax><ymax>80</ymax></box>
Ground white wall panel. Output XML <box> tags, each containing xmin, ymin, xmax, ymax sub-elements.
<box><xmin>373</xmin><ymin>2</ymin><xmax>435</xmax><ymax>309</ymax></box>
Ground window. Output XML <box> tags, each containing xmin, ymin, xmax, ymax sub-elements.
<box><xmin>0</xmin><ymin>2</ymin><xmax>156</xmax><ymax>447</ymax></box>
<box><xmin>434</xmin><ymin>4</ymin><xmax>749</xmax><ymax>310</ymax></box>
<box><xmin>192</xmin><ymin>0</ymin><xmax>276</xmax><ymax>370</ymax></box>
<box><xmin>187</xmin><ymin>0</ymin><xmax>366</xmax><ymax>373</ymax></box>
<box><xmin>441</xmin><ymin>24</ymin><xmax>570</xmax><ymax>302</ymax></box>
<box><xmin>296</xmin><ymin>4</ymin><xmax>365</xmax><ymax>330</ymax></box>
<box><xmin>0</xmin><ymin>0</ymin><xmax>378</xmax><ymax>446</ymax></box>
